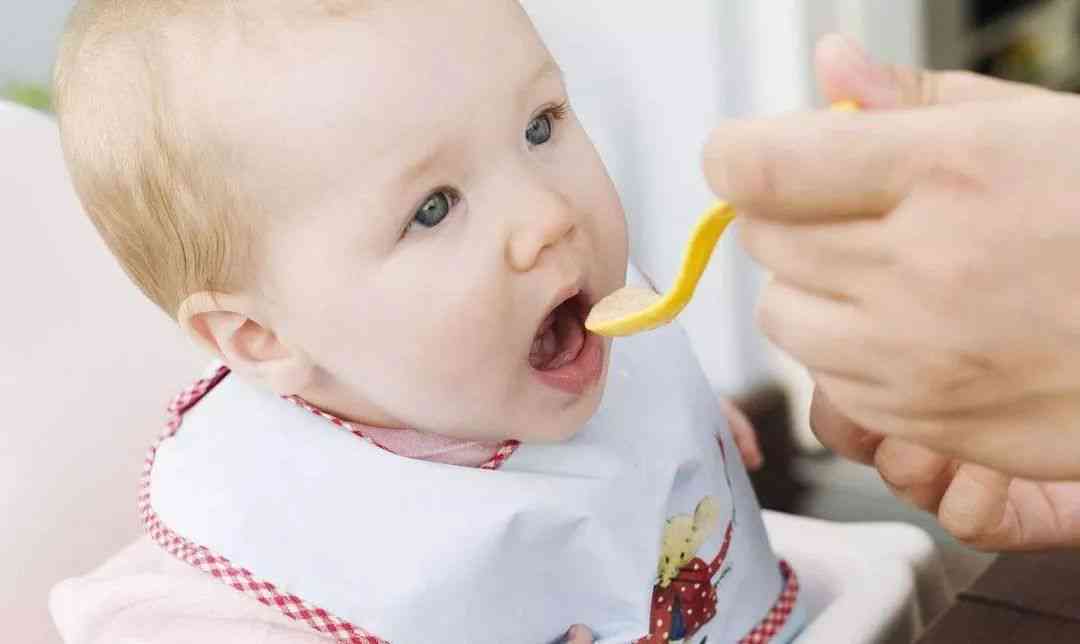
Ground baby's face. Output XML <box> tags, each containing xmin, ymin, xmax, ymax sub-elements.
<box><xmin>230</xmin><ymin>0</ymin><xmax>628</xmax><ymax>441</ymax></box>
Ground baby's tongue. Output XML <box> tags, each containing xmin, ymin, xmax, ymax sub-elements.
<box><xmin>529</xmin><ymin>306</ymin><xmax>585</xmax><ymax>371</ymax></box>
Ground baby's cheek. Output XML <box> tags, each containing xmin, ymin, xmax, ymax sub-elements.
<box><xmin>409</xmin><ymin>315</ymin><xmax>502</xmax><ymax>389</ymax></box>
<box><xmin>424</xmin><ymin>312</ymin><xmax>486</xmax><ymax>362</ymax></box>
<box><xmin>432</xmin><ymin>293</ymin><xmax>514</xmax><ymax>357</ymax></box>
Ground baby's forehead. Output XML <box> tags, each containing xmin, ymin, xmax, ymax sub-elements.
<box><xmin>190</xmin><ymin>1</ymin><xmax>553</xmax><ymax>208</ymax></box>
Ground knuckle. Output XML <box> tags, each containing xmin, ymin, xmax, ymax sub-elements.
<box><xmin>874</xmin><ymin>449</ymin><xmax>917</xmax><ymax>490</ymax></box>
<box><xmin>737</xmin><ymin>220</ymin><xmax>770</xmax><ymax>263</ymax></box>
<box><xmin>901</xmin><ymin>351</ymin><xmax>994</xmax><ymax>411</ymax></box>
<box><xmin>905</xmin><ymin>258</ymin><xmax>967</xmax><ymax>315</ymax></box>
<box><xmin>884</xmin><ymin>366</ymin><xmax>942</xmax><ymax>413</ymax></box>
<box><xmin>809</xmin><ymin>395</ymin><xmax>881</xmax><ymax>464</ymax></box>
<box><xmin>899</xmin><ymin>65</ymin><xmax>941</xmax><ymax>107</ymax></box>
<box><xmin>908</xmin><ymin>363</ymin><xmax>953</xmax><ymax>404</ymax></box>
<box><xmin>892</xmin><ymin>385</ymin><xmax>946</xmax><ymax>422</ymax></box>
<box><xmin>807</xmin><ymin>414</ymin><xmax>847</xmax><ymax>454</ymax></box>
<box><xmin>936</xmin><ymin>248</ymin><xmax>980</xmax><ymax>287</ymax></box>
<box><xmin>873</xmin><ymin>439</ymin><xmax>944</xmax><ymax>490</ymax></box>
<box><xmin>876</xmin><ymin>464</ymin><xmax>910</xmax><ymax>494</ymax></box>
<box><xmin>914</xmin><ymin>116</ymin><xmax>993</xmax><ymax>195</ymax></box>
<box><xmin>754</xmin><ymin>291</ymin><xmax>788</xmax><ymax>346</ymax></box>
<box><xmin>903</xmin><ymin>251</ymin><xmax>987</xmax><ymax>326</ymax></box>
<box><xmin>712</xmin><ymin>130</ymin><xmax>781</xmax><ymax>209</ymax></box>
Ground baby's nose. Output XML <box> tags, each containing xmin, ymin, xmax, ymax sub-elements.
<box><xmin>506</xmin><ymin>190</ymin><xmax>577</xmax><ymax>272</ymax></box>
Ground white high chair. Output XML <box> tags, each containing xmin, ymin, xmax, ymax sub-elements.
<box><xmin>2</xmin><ymin>100</ymin><xmax>952</xmax><ymax>643</ymax></box>
<box><xmin>764</xmin><ymin>511</ymin><xmax>952</xmax><ymax>644</ymax></box>
<box><xmin>0</xmin><ymin>101</ymin><xmax>205</xmax><ymax>644</ymax></box>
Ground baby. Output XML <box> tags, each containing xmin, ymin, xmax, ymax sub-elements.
<box><xmin>49</xmin><ymin>1</ymin><xmax>805</xmax><ymax>643</ymax></box>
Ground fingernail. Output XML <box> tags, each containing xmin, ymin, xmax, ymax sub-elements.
<box><xmin>822</xmin><ymin>33</ymin><xmax>900</xmax><ymax>106</ymax></box>
<box><xmin>825</xmin><ymin>33</ymin><xmax>876</xmax><ymax>84</ymax></box>
<box><xmin>832</xmin><ymin>33</ymin><xmax>870</xmax><ymax>67</ymax></box>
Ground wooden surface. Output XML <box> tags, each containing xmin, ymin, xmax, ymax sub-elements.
<box><xmin>918</xmin><ymin>550</ymin><xmax>1080</xmax><ymax>643</ymax></box>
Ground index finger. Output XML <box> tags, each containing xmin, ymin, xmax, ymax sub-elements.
<box><xmin>703</xmin><ymin>108</ymin><xmax>934</xmax><ymax>222</ymax></box>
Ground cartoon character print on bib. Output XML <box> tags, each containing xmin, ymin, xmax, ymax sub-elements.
<box><xmin>638</xmin><ymin>436</ymin><xmax>737</xmax><ymax>644</ymax></box>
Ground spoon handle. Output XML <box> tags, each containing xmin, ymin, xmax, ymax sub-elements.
<box><xmin>661</xmin><ymin>100</ymin><xmax>859</xmax><ymax>315</ymax></box>
<box><xmin>659</xmin><ymin>202</ymin><xmax>736</xmax><ymax>312</ymax></box>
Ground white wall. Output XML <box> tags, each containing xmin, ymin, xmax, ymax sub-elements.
<box><xmin>0</xmin><ymin>2</ymin><xmax>75</xmax><ymax>87</ymax></box>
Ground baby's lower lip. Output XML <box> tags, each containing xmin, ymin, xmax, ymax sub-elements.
<box><xmin>531</xmin><ymin>331</ymin><xmax>604</xmax><ymax>395</ymax></box>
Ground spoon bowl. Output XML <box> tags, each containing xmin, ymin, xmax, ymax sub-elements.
<box><xmin>585</xmin><ymin>202</ymin><xmax>735</xmax><ymax>336</ymax></box>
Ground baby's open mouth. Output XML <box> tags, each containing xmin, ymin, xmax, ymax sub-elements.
<box><xmin>530</xmin><ymin>292</ymin><xmax>588</xmax><ymax>371</ymax></box>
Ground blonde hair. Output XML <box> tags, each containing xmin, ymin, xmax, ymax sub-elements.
<box><xmin>53</xmin><ymin>1</ymin><xmax>367</xmax><ymax>318</ymax></box>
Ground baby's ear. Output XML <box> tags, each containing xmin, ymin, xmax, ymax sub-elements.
<box><xmin>178</xmin><ymin>291</ymin><xmax>316</xmax><ymax>395</ymax></box>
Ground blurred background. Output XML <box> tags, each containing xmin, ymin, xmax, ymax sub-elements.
<box><xmin>4</xmin><ymin>0</ymin><xmax>1080</xmax><ymax>642</ymax></box>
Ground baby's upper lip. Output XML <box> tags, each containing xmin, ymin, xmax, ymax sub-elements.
<box><xmin>537</xmin><ymin>276</ymin><xmax>589</xmax><ymax>329</ymax></box>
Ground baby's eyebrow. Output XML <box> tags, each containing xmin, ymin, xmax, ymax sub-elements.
<box><xmin>395</xmin><ymin>62</ymin><xmax>564</xmax><ymax>189</ymax></box>
<box><xmin>526</xmin><ymin>60</ymin><xmax>564</xmax><ymax>89</ymax></box>
<box><xmin>399</xmin><ymin>147</ymin><xmax>443</xmax><ymax>189</ymax></box>
<box><xmin>395</xmin><ymin>61</ymin><xmax>565</xmax><ymax>190</ymax></box>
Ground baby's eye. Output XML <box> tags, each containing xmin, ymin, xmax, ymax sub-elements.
<box><xmin>408</xmin><ymin>189</ymin><xmax>457</xmax><ymax>233</ymax></box>
<box><xmin>525</xmin><ymin>102</ymin><xmax>569</xmax><ymax>146</ymax></box>
<box><xmin>525</xmin><ymin>114</ymin><xmax>553</xmax><ymax>146</ymax></box>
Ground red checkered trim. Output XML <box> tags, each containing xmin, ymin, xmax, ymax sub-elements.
<box><xmin>141</xmin><ymin>368</ymin><xmax>792</xmax><ymax>643</ymax></box>
<box><xmin>139</xmin><ymin>366</ymin><xmax>386</xmax><ymax>643</ymax></box>
<box><xmin>738</xmin><ymin>561</ymin><xmax>800</xmax><ymax>644</ymax></box>
<box><xmin>284</xmin><ymin>395</ymin><xmax>519</xmax><ymax>471</ymax></box>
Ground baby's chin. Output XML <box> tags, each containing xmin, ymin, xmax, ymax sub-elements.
<box><xmin>513</xmin><ymin>378</ymin><xmax>610</xmax><ymax>444</ymax></box>
<box><xmin>434</xmin><ymin>352</ymin><xmax>614</xmax><ymax>444</ymax></box>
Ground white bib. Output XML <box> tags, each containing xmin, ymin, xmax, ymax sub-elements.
<box><xmin>147</xmin><ymin>270</ymin><xmax>805</xmax><ymax>644</ymax></box>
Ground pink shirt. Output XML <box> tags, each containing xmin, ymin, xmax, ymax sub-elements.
<box><xmin>284</xmin><ymin>390</ymin><xmax>513</xmax><ymax>469</ymax></box>
<box><xmin>51</xmin><ymin>537</ymin><xmax>334</xmax><ymax>644</ymax></box>
<box><xmin>359</xmin><ymin>423</ymin><xmax>503</xmax><ymax>468</ymax></box>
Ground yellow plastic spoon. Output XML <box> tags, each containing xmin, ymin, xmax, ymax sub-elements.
<box><xmin>585</xmin><ymin>202</ymin><xmax>735</xmax><ymax>336</ymax></box>
<box><xmin>585</xmin><ymin>100</ymin><xmax>859</xmax><ymax>337</ymax></box>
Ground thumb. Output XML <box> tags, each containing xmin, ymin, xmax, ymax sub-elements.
<box><xmin>814</xmin><ymin>33</ymin><xmax>1044</xmax><ymax>109</ymax></box>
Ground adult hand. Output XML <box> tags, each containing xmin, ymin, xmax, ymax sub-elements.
<box><xmin>813</xmin><ymin>390</ymin><xmax>1080</xmax><ymax>550</ymax></box>
<box><xmin>704</xmin><ymin>33</ymin><xmax>1080</xmax><ymax>480</ymax></box>
<box><xmin>721</xmin><ymin>396</ymin><xmax>764</xmax><ymax>471</ymax></box>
